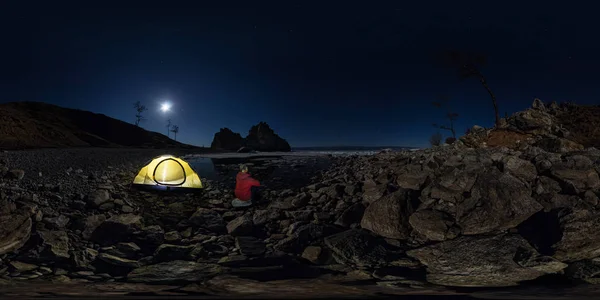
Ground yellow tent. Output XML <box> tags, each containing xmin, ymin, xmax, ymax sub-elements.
<box><xmin>132</xmin><ymin>155</ymin><xmax>203</xmax><ymax>190</ymax></box>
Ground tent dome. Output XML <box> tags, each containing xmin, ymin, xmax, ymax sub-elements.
<box><xmin>132</xmin><ymin>155</ymin><xmax>202</xmax><ymax>189</ymax></box>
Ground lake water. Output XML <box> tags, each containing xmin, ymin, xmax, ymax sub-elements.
<box><xmin>186</xmin><ymin>155</ymin><xmax>333</xmax><ymax>190</ymax></box>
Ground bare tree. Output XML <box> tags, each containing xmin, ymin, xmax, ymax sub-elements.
<box><xmin>430</xmin><ymin>132</ymin><xmax>442</xmax><ymax>146</ymax></box>
<box><xmin>432</xmin><ymin>96</ymin><xmax>458</xmax><ymax>139</ymax></box>
<box><xmin>166</xmin><ymin>119</ymin><xmax>172</xmax><ymax>138</ymax></box>
<box><xmin>441</xmin><ymin>50</ymin><xmax>500</xmax><ymax>127</ymax></box>
<box><xmin>170</xmin><ymin>125</ymin><xmax>179</xmax><ymax>141</ymax></box>
<box><xmin>133</xmin><ymin>101</ymin><xmax>148</xmax><ymax>127</ymax></box>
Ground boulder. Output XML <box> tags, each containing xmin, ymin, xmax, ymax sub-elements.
<box><xmin>36</xmin><ymin>230</ymin><xmax>71</xmax><ymax>260</ymax></box>
<box><xmin>360</xmin><ymin>190</ymin><xmax>413</xmax><ymax>240</ymax></box>
<box><xmin>500</xmin><ymin>156</ymin><xmax>538</xmax><ymax>182</ymax></box>
<box><xmin>324</xmin><ymin>229</ymin><xmax>395</xmax><ymax>268</ymax></box>
<box><xmin>423</xmin><ymin>167</ymin><xmax>543</xmax><ymax>235</ymax></box>
<box><xmin>395</xmin><ymin>165</ymin><xmax>432</xmax><ymax>190</ymax></box>
<box><xmin>408</xmin><ymin>210</ymin><xmax>459</xmax><ymax>242</ymax></box>
<box><xmin>81</xmin><ymin>214</ymin><xmax>107</xmax><ymax>240</ymax></box>
<box><xmin>189</xmin><ymin>208</ymin><xmax>226</xmax><ymax>234</ymax></box>
<box><xmin>227</xmin><ymin>215</ymin><xmax>254</xmax><ymax>236</ymax></box>
<box><xmin>407</xmin><ymin>234</ymin><xmax>567</xmax><ymax>287</ymax></box>
<box><xmin>334</xmin><ymin>203</ymin><xmax>366</xmax><ymax>228</ymax></box>
<box><xmin>552</xmin><ymin>209</ymin><xmax>600</xmax><ymax>262</ymax></box>
<box><xmin>90</xmin><ymin>214</ymin><xmax>143</xmax><ymax>246</ymax></box>
<box><xmin>362</xmin><ymin>179</ymin><xmax>386</xmax><ymax>203</ymax></box>
<box><xmin>0</xmin><ymin>208</ymin><xmax>33</xmax><ymax>255</ymax></box>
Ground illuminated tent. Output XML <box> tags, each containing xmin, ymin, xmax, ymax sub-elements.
<box><xmin>132</xmin><ymin>155</ymin><xmax>203</xmax><ymax>190</ymax></box>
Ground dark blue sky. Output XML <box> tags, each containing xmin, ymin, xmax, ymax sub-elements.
<box><xmin>2</xmin><ymin>1</ymin><xmax>599</xmax><ymax>148</ymax></box>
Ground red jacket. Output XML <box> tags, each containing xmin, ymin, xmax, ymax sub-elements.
<box><xmin>235</xmin><ymin>172</ymin><xmax>260</xmax><ymax>201</ymax></box>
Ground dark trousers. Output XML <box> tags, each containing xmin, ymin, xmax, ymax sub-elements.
<box><xmin>251</xmin><ymin>186</ymin><xmax>263</xmax><ymax>202</ymax></box>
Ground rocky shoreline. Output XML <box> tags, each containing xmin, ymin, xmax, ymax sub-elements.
<box><xmin>1</xmin><ymin>101</ymin><xmax>600</xmax><ymax>298</ymax></box>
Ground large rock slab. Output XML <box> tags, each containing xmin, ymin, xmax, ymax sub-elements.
<box><xmin>407</xmin><ymin>234</ymin><xmax>567</xmax><ymax>287</ymax></box>
<box><xmin>324</xmin><ymin>229</ymin><xmax>395</xmax><ymax>268</ymax></box>
<box><xmin>0</xmin><ymin>209</ymin><xmax>33</xmax><ymax>255</ymax></box>
<box><xmin>552</xmin><ymin>209</ymin><xmax>600</xmax><ymax>262</ymax></box>
<box><xmin>425</xmin><ymin>167</ymin><xmax>543</xmax><ymax>235</ymax></box>
<box><xmin>127</xmin><ymin>260</ymin><xmax>223</xmax><ymax>284</ymax></box>
<box><xmin>460</xmin><ymin>170</ymin><xmax>543</xmax><ymax>234</ymax></box>
<box><xmin>360</xmin><ymin>190</ymin><xmax>413</xmax><ymax>239</ymax></box>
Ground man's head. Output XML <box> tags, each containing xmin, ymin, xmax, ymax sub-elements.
<box><xmin>239</xmin><ymin>164</ymin><xmax>249</xmax><ymax>173</ymax></box>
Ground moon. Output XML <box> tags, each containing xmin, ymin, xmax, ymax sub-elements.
<box><xmin>160</xmin><ymin>102</ymin><xmax>171</xmax><ymax>112</ymax></box>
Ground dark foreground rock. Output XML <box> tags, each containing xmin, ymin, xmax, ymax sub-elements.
<box><xmin>127</xmin><ymin>261</ymin><xmax>223</xmax><ymax>284</ymax></box>
<box><xmin>407</xmin><ymin>234</ymin><xmax>567</xmax><ymax>287</ymax></box>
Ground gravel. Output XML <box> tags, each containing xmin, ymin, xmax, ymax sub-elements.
<box><xmin>0</xmin><ymin>148</ymin><xmax>207</xmax><ymax>192</ymax></box>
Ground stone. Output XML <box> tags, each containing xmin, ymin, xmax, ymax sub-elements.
<box><xmin>42</xmin><ymin>215</ymin><xmax>70</xmax><ymax>229</ymax></box>
<box><xmin>72</xmin><ymin>248</ymin><xmax>98</xmax><ymax>270</ymax></box>
<box><xmin>37</xmin><ymin>230</ymin><xmax>70</xmax><ymax>260</ymax></box>
<box><xmin>226</xmin><ymin>215</ymin><xmax>254</xmax><ymax>236</ymax></box>
<box><xmin>407</xmin><ymin>234</ymin><xmax>567</xmax><ymax>287</ymax></box>
<box><xmin>334</xmin><ymin>203</ymin><xmax>366</xmax><ymax>228</ymax></box>
<box><xmin>324</xmin><ymin>229</ymin><xmax>394</xmax><ymax>268</ymax></box>
<box><xmin>127</xmin><ymin>260</ymin><xmax>222</xmax><ymax>284</ymax></box>
<box><xmin>164</xmin><ymin>231</ymin><xmax>181</xmax><ymax>242</ymax></box>
<box><xmin>274</xmin><ymin>224</ymin><xmax>340</xmax><ymax>253</ymax></box>
<box><xmin>395</xmin><ymin>165</ymin><xmax>431</xmax><ymax>190</ymax></box>
<box><xmin>189</xmin><ymin>208</ymin><xmax>226</xmax><ymax>234</ymax></box>
<box><xmin>454</xmin><ymin>169</ymin><xmax>543</xmax><ymax>235</ymax></box>
<box><xmin>97</xmin><ymin>253</ymin><xmax>140</xmax><ymax>268</ymax></box>
<box><xmin>235</xmin><ymin>236</ymin><xmax>266</xmax><ymax>256</ymax></box>
<box><xmin>362</xmin><ymin>179</ymin><xmax>386</xmax><ymax>203</ymax></box>
<box><xmin>105</xmin><ymin>242</ymin><xmax>141</xmax><ymax>259</ymax></box>
<box><xmin>252</xmin><ymin>210</ymin><xmax>280</xmax><ymax>225</ymax></box>
<box><xmin>81</xmin><ymin>215</ymin><xmax>107</xmax><ymax>240</ymax></box>
<box><xmin>301</xmin><ymin>246</ymin><xmax>323</xmax><ymax>264</ymax></box>
<box><xmin>0</xmin><ymin>209</ymin><xmax>33</xmax><ymax>255</ymax></box>
<box><xmin>9</xmin><ymin>261</ymin><xmax>38</xmax><ymax>272</ymax></box>
<box><xmin>87</xmin><ymin>189</ymin><xmax>111</xmax><ymax>207</ymax></box>
<box><xmin>360</xmin><ymin>190</ymin><xmax>413</xmax><ymax>240</ymax></box>
<box><xmin>121</xmin><ymin>205</ymin><xmax>134</xmax><ymax>213</ymax></box>
<box><xmin>292</xmin><ymin>193</ymin><xmax>311</xmax><ymax>208</ymax></box>
<box><xmin>90</xmin><ymin>214</ymin><xmax>143</xmax><ymax>246</ymax></box>
<box><xmin>408</xmin><ymin>210</ymin><xmax>459</xmax><ymax>242</ymax></box>
<box><xmin>552</xmin><ymin>209</ymin><xmax>600</xmax><ymax>262</ymax></box>
<box><xmin>133</xmin><ymin>225</ymin><xmax>165</xmax><ymax>250</ymax></box>
<box><xmin>501</xmin><ymin>156</ymin><xmax>538</xmax><ymax>182</ymax></box>
<box><xmin>153</xmin><ymin>244</ymin><xmax>196</xmax><ymax>262</ymax></box>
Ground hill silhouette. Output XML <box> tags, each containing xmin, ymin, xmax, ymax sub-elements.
<box><xmin>0</xmin><ymin>101</ymin><xmax>198</xmax><ymax>150</ymax></box>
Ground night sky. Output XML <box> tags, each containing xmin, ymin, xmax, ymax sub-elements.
<box><xmin>1</xmin><ymin>1</ymin><xmax>598</xmax><ymax>148</ymax></box>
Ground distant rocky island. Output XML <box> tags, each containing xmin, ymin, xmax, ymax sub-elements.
<box><xmin>210</xmin><ymin>122</ymin><xmax>291</xmax><ymax>152</ymax></box>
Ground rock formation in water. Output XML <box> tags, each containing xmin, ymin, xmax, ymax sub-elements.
<box><xmin>244</xmin><ymin>122</ymin><xmax>291</xmax><ymax>152</ymax></box>
<box><xmin>210</xmin><ymin>128</ymin><xmax>244</xmax><ymax>151</ymax></box>
<box><xmin>210</xmin><ymin>122</ymin><xmax>291</xmax><ymax>152</ymax></box>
